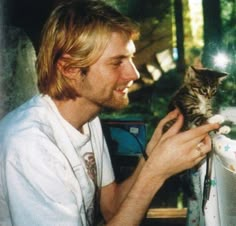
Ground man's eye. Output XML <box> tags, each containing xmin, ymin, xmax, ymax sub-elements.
<box><xmin>112</xmin><ymin>61</ymin><xmax>122</xmax><ymax>66</ymax></box>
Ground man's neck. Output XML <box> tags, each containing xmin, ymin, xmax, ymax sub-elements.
<box><xmin>53</xmin><ymin>97</ymin><xmax>101</xmax><ymax>131</ymax></box>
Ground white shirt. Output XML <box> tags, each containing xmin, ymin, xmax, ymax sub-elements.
<box><xmin>0</xmin><ymin>95</ymin><xmax>115</xmax><ymax>226</ymax></box>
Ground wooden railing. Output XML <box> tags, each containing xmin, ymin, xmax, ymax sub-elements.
<box><xmin>146</xmin><ymin>208</ymin><xmax>187</xmax><ymax>219</ymax></box>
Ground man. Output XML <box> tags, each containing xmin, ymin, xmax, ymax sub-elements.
<box><xmin>0</xmin><ymin>1</ymin><xmax>219</xmax><ymax>225</ymax></box>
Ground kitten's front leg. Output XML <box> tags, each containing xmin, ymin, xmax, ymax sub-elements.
<box><xmin>207</xmin><ymin>114</ymin><xmax>231</xmax><ymax>134</ymax></box>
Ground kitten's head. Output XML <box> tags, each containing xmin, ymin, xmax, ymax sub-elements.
<box><xmin>184</xmin><ymin>66</ymin><xmax>228</xmax><ymax>98</ymax></box>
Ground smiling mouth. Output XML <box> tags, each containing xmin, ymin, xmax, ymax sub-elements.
<box><xmin>116</xmin><ymin>81</ymin><xmax>133</xmax><ymax>95</ymax></box>
<box><xmin>116</xmin><ymin>87</ymin><xmax>128</xmax><ymax>94</ymax></box>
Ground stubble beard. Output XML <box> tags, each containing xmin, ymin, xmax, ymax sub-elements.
<box><xmin>101</xmin><ymin>92</ymin><xmax>130</xmax><ymax>110</ymax></box>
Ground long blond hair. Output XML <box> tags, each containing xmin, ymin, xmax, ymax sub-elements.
<box><xmin>37</xmin><ymin>0</ymin><xmax>139</xmax><ymax>100</ymax></box>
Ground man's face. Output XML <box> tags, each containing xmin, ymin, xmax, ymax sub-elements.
<box><xmin>75</xmin><ymin>32</ymin><xmax>140</xmax><ymax>110</ymax></box>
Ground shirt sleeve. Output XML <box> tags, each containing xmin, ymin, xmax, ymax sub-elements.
<box><xmin>4</xmin><ymin>135</ymin><xmax>83</xmax><ymax>226</ymax></box>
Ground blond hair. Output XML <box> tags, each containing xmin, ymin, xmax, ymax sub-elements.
<box><xmin>37</xmin><ymin>0</ymin><xmax>139</xmax><ymax>100</ymax></box>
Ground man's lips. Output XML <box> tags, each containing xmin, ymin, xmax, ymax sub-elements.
<box><xmin>115</xmin><ymin>87</ymin><xmax>128</xmax><ymax>94</ymax></box>
<box><xmin>115</xmin><ymin>81</ymin><xmax>134</xmax><ymax>94</ymax></box>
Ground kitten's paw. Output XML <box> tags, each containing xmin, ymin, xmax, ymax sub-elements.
<box><xmin>207</xmin><ymin>114</ymin><xmax>225</xmax><ymax>124</ymax></box>
<box><xmin>217</xmin><ymin>125</ymin><xmax>231</xmax><ymax>135</ymax></box>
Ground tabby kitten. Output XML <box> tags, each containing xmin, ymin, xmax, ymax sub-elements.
<box><xmin>164</xmin><ymin>66</ymin><xmax>228</xmax><ymax>132</ymax></box>
<box><xmin>164</xmin><ymin>66</ymin><xmax>229</xmax><ymax>198</ymax></box>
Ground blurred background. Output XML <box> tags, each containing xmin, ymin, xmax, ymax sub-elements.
<box><xmin>0</xmin><ymin>0</ymin><xmax>235</xmax><ymax>225</ymax></box>
<box><xmin>100</xmin><ymin>0</ymin><xmax>236</xmax><ymax>139</ymax></box>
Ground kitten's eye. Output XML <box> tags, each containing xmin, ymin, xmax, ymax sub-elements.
<box><xmin>200</xmin><ymin>88</ymin><xmax>207</xmax><ymax>95</ymax></box>
<box><xmin>211</xmin><ymin>88</ymin><xmax>217</xmax><ymax>95</ymax></box>
<box><xmin>192</xmin><ymin>87</ymin><xmax>198</xmax><ymax>92</ymax></box>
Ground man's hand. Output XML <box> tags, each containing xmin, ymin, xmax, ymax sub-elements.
<box><xmin>145</xmin><ymin>112</ymin><xmax>220</xmax><ymax>181</ymax></box>
<box><xmin>146</xmin><ymin>109</ymin><xmax>181</xmax><ymax>155</ymax></box>
<box><xmin>105</xmin><ymin>111</ymin><xmax>219</xmax><ymax>226</ymax></box>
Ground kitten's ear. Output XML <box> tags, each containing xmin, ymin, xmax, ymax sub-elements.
<box><xmin>190</xmin><ymin>66</ymin><xmax>202</xmax><ymax>74</ymax></box>
<box><xmin>214</xmin><ymin>71</ymin><xmax>228</xmax><ymax>82</ymax></box>
<box><xmin>184</xmin><ymin>66</ymin><xmax>197</xmax><ymax>82</ymax></box>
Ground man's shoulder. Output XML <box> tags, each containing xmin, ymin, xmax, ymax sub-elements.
<box><xmin>1</xmin><ymin>95</ymin><xmax>50</xmax><ymax>126</ymax></box>
<box><xmin>0</xmin><ymin>95</ymin><xmax>54</xmax><ymax>148</ymax></box>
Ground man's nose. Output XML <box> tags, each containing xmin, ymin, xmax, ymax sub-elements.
<box><xmin>124</xmin><ymin>61</ymin><xmax>140</xmax><ymax>81</ymax></box>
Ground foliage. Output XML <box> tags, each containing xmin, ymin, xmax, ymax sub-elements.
<box><xmin>101</xmin><ymin>0</ymin><xmax>236</xmax><ymax>141</ymax></box>
<box><xmin>104</xmin><ymin>0</ymin><xmax>128</xmax><ymax>14</ymax></box>
<box><xmin>221</xmin><ymin>0</ymin><xmax>236</xmax><ymax>46</ymax></box>
<box><xmin>216</xmin><ymin>0</ymin><xmax>236</xmax><ymax>107</ymax></box>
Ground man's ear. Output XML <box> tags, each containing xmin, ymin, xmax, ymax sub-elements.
<box><xmin>57</xmin><ymin>55</ymin><xmax>81</xmax><ymax>80</ymax></box>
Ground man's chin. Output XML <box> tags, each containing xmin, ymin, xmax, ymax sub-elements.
<box><xmin>103</xmin><ymin>98</ymin><xmax>129</xmax><ymax>110</ymax></box>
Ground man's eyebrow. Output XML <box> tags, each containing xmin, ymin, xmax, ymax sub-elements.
<box><xmin>109</xmin><ymin>53</ymin><xmax>134</xmax><ymax>61</ymax></box>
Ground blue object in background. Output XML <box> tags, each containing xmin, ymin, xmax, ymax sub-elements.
<box><xmin>102</xmin><ymin>120</ymin><xmax>147</xmax><ymax>156</ymax></box>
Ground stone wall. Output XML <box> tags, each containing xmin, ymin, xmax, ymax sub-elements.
<box><xmin>0</xmin><ymin>26</ymin><xmax>38</xmax><ymax>118</ymax></box>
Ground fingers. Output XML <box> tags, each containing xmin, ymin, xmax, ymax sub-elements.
<box><xmin>147</xmin><ymin>133</ymin><xmax>212</xmax><ymax>179</ymax></box>
<box><xmin>179</xmin><ymin>123</ymin><xmax>220</xmax><ymax>143</ymax></box>
<box><xmin>147</xmin><ymin>109</ymin><xmax>181</xmax><ymax>152</ymax></box>
<box><xmin>190</xmin><ymin>135</ymin><xmax>212</xmax><ymax>165</ymax></box>
<box><xmin>157</xmin><ymin>109</ymin><xmax>180</xmax><ymax>129</ymax></box>
<box><xmin>161</xmin><ymin>113</ymin><xmax>184</xmax><ymax>140</ymax></box>
<box><xmin>181</xmin><ymin>132</ymin><xmax>212</xmax><ymax>155</ymax></box>
<box><xmin>146</xmin><ymin>111</ymin><xmax>218</xmax><ymax>177</ymax></box>
<box><xmin>202</xmin><ymin>134</ymin><xmax>212</xmax><ymax>147</ymax></box>
<box><xmin>198</xmin><ymin>135</ymin><xmax>212</xmax><ymax>156</ymax></box>
<box><xmin>196</xmin><ymin>143</ymin><xmax>206</xmax><ymax>157</ymax></box>
<box><xmin>194</xmin><ymin>144</ymin><xmax>211</xmax><ymax>164</ymax></box>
